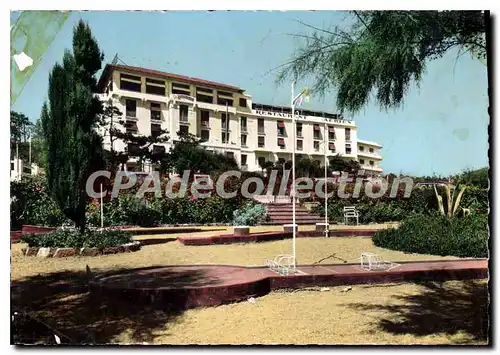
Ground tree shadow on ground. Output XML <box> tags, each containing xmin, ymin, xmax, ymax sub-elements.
<box><xmin>136</xmin><ymin>238</ymin><xmax>177</xmax><ymax>246</ymax></box>
<box><xmin>347</xmin><ymin>279</ymin><xmax>489</xmax><ymax>343</ymax></box>
<box><xmin>11</xmin><ymin>266</ymin><xmax>217</xmax><ymax>345</ymax></box>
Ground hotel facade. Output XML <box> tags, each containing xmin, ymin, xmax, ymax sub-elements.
<box><xmin>97</xmin><ymin>64</ymin><xmax>383</xmax><ymax>175</ymax></box>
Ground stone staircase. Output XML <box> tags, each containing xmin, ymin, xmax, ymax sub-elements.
<box><xmin>264</xmin><ymin>203</ymin><xmax>325</xmax><ymax>225</ymax></box>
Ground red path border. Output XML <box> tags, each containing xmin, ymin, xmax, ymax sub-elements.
<box><xmin>178</xmin><ymin>229</ymin><xmax>379</xmax><ymax>245</ymax></box>
<box><xmin>90</xmin><ymin>259</ymin><xmax>488</xmax><ymax>310</ymax></box>
<box><xmin>11</xmin><ymin>225</ymin><xmax>380</xmax><ymax>244</ymax></box>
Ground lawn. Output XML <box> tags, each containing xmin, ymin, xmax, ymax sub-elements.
<box><xmin>136</xmin><ymin>279</ymin><xmax>488</xmax><ymax>345</ymax></box>
<box><xmin>12</xmin><ymin>225</ymin><xmax>451</xmax><ymax>281</ymax></box>
<box><xmin>12</xmin><ymin>277</ymin><xmax>488</xmax><ymax>345</ymax></box>
<box><xmin>11</xmin><ymin>226</ymin><xmax>486</xmax><ymax>345</ymax></box>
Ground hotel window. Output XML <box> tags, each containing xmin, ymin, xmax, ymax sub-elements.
<box><xmin>278</xmin><ymin>138</ymin><xmax>285</xmax><ymax>149</ymax></box>
<box><xmin>152</xmin><ymin>145</ymin><xmax>166</xmax><ymax>155</ymax></box>
<box><xmin>329</xmin><ymin>143</ymin><xmax>336</xmax><ymax>152</ymax></box>
<box><xmin>345</xmin><ymin>128</ymin><xmax>351</xmax><ymax>141</ymax></box>
<box><xmin>239</xmin><ymin>98</ymin><xmax>247</xmax><ymax>108</ymax></box>
<box><xmin>328</xmin><ymin>126</ymin><xmax>335</xmax><ymax>141</ymax></box>
<box><xmin>297</xmin><ymin>139</ymin><xmax>303</xmax><ymax>151</ymax></box>
<box><xmin>241</xmin><ymin>117</ymin><xmax>248</xmax><ymax>132</ymax></box>
<box><xmin>369</xmin><ymin>160</ymin><xmax>374</xmax><ymax>166</ymax></box>
<box><xmin>120</xmin><ymin>73</ymin><xmax>142</xmax><ymax>92</ymax></box>
<box><xmin>127</xmin><ymin>143</ymin><xmax>141</xmax><ymax>156</ymax></box>
<box><xmin>179</xmin><ymin>125</ymin><xmax>189</xmax><ymax>136</ymax></box>
<box><xmin>369</xmin><ymin>147</ymin><xmax>374</xmax><ymax>153</ymax></box>
<box><xmin>258</xmin><ymin>156</ymin><xmax>266</xmax><ymax>167</ymax></box>
<box><xmin>200</xmin><ymin>129</ymin><xmax>210</xmax><ymax>142</ymax></box>
<box><xmin>360</xmin><ymin>159</ymin><xmax>365</xmax><ymax>164</ymax></box>
<box><xmin>196</xmin><ymin>87</ymin><xmax>213</xmax><ymax>104</ymax></box>
<box><xmin>125</xmin><ymin>99</ymin><xmax>137</xmax><ymax>118</ymax></box>
<box><xmin>359</xmin><ymin>146</ymin><xmax>364</xmax><ymax>152</ymax></box>
<box><xmin>345</xmin><ymin>144</ymin><xmax>352</xmax><ymax>154</ymax></box>
<box><xmin>125</xmin><ymin>120</ymin><xmax>138</xmax><ymax>134</ymax></box>
<box><xmin>277</xmin><ymin>121</ymin><xmax>285</xmax><ymax>137</ymax></box>
<box><xmin>314</xmin><ymin>141</ymin><xmax>320</xmax><ymax>151</ymax></box>
<box><xmin>258</xmin><ymin>118</ymin><xmax>265</xmax><ymax>135</ymax></box>
<box><xmin>126</xmin><ymin>162</ymin><xmax>139</xmax><ymax>172</ymax></box>
<box><xmin>217</xmin><ymin>91</ymin><xmax>234</xmax><ymax>106</ymax></box>
<box><xmin>145</xmin><ymin>78</ymin><xmax>166</xmax><ymax>96</ymax></box>
<box><xmin>258</xmin><ymin>136</ymin><xmax>265</xmax><ymax>148</ymax></box>
<box><xmin>241</xmin><ymin>154</ymin><xmax>247</xmax><ymax>166</ymax></box>
<box><xmin>296</xmin><ymin>123</ymin><xmax>303</xmax><ymax>137</ymax></box>
<box><xmin>150</xmin><ymin>102</ymin><xmax>162</xmax><ymax>121</ymax></box>
<box><xmin>241</xmin><ymin>134</ymin><xmax>247</xmax><ymax>147</ymax></box>
<box><xmin>222</xmin><ymin>132</ymin><xmax>230</xmax><ymax>144</ymax></box>
<box><xmin>221</xmin><ymin>113</ymin><xmax>229</xmax><ymax>131</ymax></box>
<box><xmin>179</xmin><ymin>105</ymin><xmax>189</xmax><ymax>122</ymax></box>
<box><xmin>151</xmin><ymin>123</ymin><xmax>162</xmax><ymax>137</ymax></box>
<box><xmin>226</xmin><ymin>152</ymin><xmax>235</xmax><ymax>160</ymax></box>
<box><xmin>172</xmin><ymin>82</ymin><xmax>191</xmax><ymax>95</ymax></box>
<box><xmin>313</xmin><ymin>124</ymin><xmax>321</xmax><ymax>139</ymax></box>
<box><xmin>200</xmin><ymin>110</ymin><xmax>210</xmax><ymax>128</ymax></box>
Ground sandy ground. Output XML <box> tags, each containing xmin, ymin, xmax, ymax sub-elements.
<box><xmin>11</xmin><ymin>225</ymin><xmax>487</xmax><ymax>345</ymax></box>
<box><xmin>12</xmin><ymin>232</ymin><xmax>453</xmax><ymax>281</ymax></box>
<box><xmin>129</xmin><ymin>280</ymin><xmax>488</xmax><ymax>345</ymax></box>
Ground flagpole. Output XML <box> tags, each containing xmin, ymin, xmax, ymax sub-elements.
<box><xmin>291</xmin><ymin>81</ymin><xmax>296</xmax><ymax>269</ymax></box>
<box><xmin>324</xmin><ymin>120</ymin><xmax>328</xmax><ymax>238</ymax></box>
<box><xmin>100</xmin><ymin>183</ymin><xmax>104</xmax><ymax>229</ymax></box>
<box><xmin>226</xmin><ymin>102</ymin><xmax>229</xmax><ymax>154</ymax></box>
<box><xmin>29</xmin><ymin>135</ymin><xmax>32</xmax><ymax>167</ymax></box>
<box><xmin>16</xmin><ymin>141</ymin><xmax>19</xmax><ymax>180</ymax></box>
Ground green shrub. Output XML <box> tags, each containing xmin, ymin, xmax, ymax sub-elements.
<box><xmin>86</xmin><ymin>194</ymin><xmax>244</xmax><ymax>227</ymax></box>
<box><xmin>372</xmin><ymin>214</ymin><xmax>489</xmax><ymax>258</ymax></box>
<box><xmin>20</xmin><ymin>229</ymin><xmax>132</xmax><ymax>249</ymax></box>
<box><xmin>312</xmin><ymin>184</ymin><xmax>488</xmax><ymax>224</ymax></box>
<box><xmin>10</xmin><ymin>176</ymin><xmax>69</xmax><ymax>228</ymax></box>
<box><xmin>233</xmin><ymin>202</ymin><xmax>267</xmax><ymax>226</ymax></box>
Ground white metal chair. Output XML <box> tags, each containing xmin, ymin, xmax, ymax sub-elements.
<box><xmin>360</xmin><ymin>253</ymin><xmax>399</xmax><ymax>271</ymax></box>
<box><xmin>265</xmin><ymin>254</ymin><xmax>296</xmax><ymax>276</ymax></box>
<box><xmin>343</xmin><ymin>206</ymin><xmax>359</xmax><ymax>225</ymax></box>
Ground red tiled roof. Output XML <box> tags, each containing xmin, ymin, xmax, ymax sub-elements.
<box><xmin>97</xmin><ymin>64</ymin><xmax>244</xmax><ymax>93</ymax></box>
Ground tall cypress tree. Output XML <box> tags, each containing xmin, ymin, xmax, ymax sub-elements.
<box><xmin>41</xmin><ymin>20</ymin><xmax>104</xmax><ymax>233</ymax></box>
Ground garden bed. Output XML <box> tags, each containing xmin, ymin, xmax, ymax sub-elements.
<box><xmin>20</xmin><ymin>241</ymin><xmax>141</xmax><ymax>258</ymax></box>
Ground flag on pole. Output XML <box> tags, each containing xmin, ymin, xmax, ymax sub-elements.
<box><xmin>293</xmin><ymin>88</ymin><xmax>310</xmax><ymax>106</ymax></box>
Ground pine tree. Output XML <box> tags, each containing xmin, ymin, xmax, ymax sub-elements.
<box><xmin>278</xmin><ymin>11</ymin><xmax>487</xmax><ymax>113</ymax></box>
<box><xmin>41</xmin><ymin>20</ymin><xmax>104</xmax><ymax>233</ymax></box>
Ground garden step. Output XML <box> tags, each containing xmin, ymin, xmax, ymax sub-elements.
<box><xmin>263</xmin><ymin>202</ymin><xmax>324</xmax><ymax>225</ymax></box>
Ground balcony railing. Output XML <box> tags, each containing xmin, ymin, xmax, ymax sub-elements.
<box><xmin>201</xmin><ymin>120</ymin><xmax>210</xmax><ymax>129</ymax></box>
<box><xmin>180</xmin><ymin>115</ymin><xmax>189</xmax><ymax>123</ymax></box>
<box><xmin>258</xmin><ymin>128</ymin><xmax>265</xmax><ymax>135</ymax></box>
<box><xmin>241</xmin><ymin>125</ymin><xmax>248</xmax><ymax>133</ymax></box>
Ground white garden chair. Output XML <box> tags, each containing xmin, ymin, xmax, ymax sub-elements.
<box><xmin>343</xmin><ymin>206</ymin><xmax>360</xmax><ymax>225</ymax></box>
<box><xmin>360</xmin><ymin>253</ymin><xmax>399</xmax><ymax>271</ymax></box>
<box><xmin>265</xmin><ymin>254</ymin><xmax>296</xmax><ymax>276</ymax></box>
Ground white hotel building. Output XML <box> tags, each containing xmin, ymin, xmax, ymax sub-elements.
<box><xmin>97</xmin><ymin>64</ymin><xmax>383</xmax><ymax>175</ymax></box>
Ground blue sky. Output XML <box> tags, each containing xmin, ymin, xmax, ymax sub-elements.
<box><xmin>10</xmin><ymin>11</ymin><xmax>490</xmax><ymax>176</ymax></box>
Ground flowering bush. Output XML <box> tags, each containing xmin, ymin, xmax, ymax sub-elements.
<box><xmin>233</xmin><ymin>202</ymin><xmax>268</xmax><ymax>226</ymax></box>
<box><xmin>21</xmin><ymin>229</ymin><xmax>132</xmax><ymax>249</ymax></box>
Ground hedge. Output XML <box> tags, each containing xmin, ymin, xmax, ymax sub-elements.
<box><xmin>372</xmin><ymin>214</ymin><xmax>489</xmax><ymax>258</ymax></box>
<box><xmin>312</xmin><ymin>184</ymin><xmax>488</xmax><ymax>224</ymax></box>
<box><xmin>20</xmin><ymin>229</ymin><xmax>133</xmax><ymax>249</ymax></box>
<box><xmin>86</xmin><ymin>195</ymin><xmax>243</xmax><ymax>227</ymax></box>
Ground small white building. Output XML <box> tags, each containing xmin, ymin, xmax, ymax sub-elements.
<box><xmin>10</xmin><ymin>158</ymin><xmax>40</xmax><ymax>181</ymax></box>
